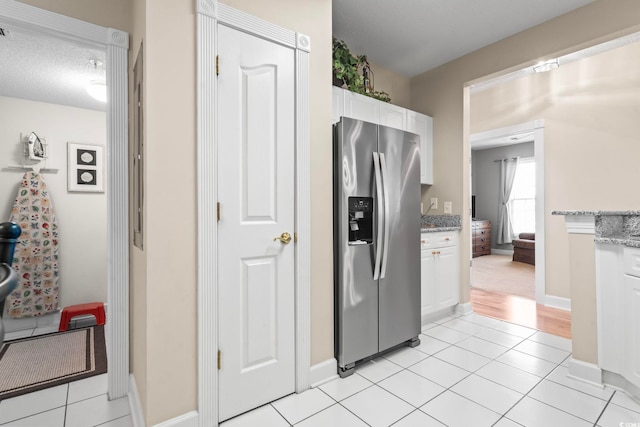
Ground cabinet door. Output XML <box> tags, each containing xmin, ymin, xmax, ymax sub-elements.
<box><xmin>379</xmin><ymin>102</ymin><xmax>406</xmax><ymax>131</ymax></box>
<box><xmin>407</xmin><ymin>111</ymin><xmax>433</xmax><ymax>185</ymax></box>
<box><xmin>625</xmin><ymin>275</ymin><xmax>640</xmax><ymax>389</ymax></box>
<box><xmin>434</xmin><ymin>245</ymin><xmax>459</xmax><ymax>311</ymax></box>
<box><xmin>421</xmin><ymin>249</ymin><xmax>436</xmax><ymax>316</ymax></box>
<box><xmin>332</xmin><ymin>86</ymin><xmax>344</xmax><ymax>124</ymax></box>
<box><xmin>344</xmin><ymin>90</ymin><xmax>379</xmax><ymax>124</ymax></box>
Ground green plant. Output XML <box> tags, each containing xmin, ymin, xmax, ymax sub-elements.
<box><xmin>332</xmin><ymin>37</ymin><xmax>391</xmax><ymax>103</ymax></box>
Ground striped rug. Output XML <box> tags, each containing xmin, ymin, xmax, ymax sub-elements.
<box><xmin>0</xmin><ymin>326</ymin><xmax>106</xmax><ymax>401</ymax></box>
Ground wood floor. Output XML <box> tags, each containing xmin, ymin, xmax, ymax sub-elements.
<box><xmin>470</xmin><ymin>288</ymin><xmax>572</xmax><ymax>339</ymax></box>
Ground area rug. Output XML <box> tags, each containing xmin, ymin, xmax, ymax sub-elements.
<box><xmin>472</xmin><ymin>254</ymin><xmax>535</xmax><ymax>300</ymax></box>
<box><xmin>0</xmin><ymin>326</ymin><xmax>106</xmax><ymax>401</ymax></box>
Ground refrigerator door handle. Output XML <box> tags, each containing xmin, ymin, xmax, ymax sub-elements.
<box><xmin>373</xmin><ymin>152</ymin><xmax>384</xmax><ymax>280</ymax></box>
<box><xmin>379</xmin><ymin>153</ymin><xmax>391</xmax><ymax>279</ymax></box>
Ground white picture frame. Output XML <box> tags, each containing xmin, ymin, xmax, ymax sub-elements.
<box><xmin>67</xmin><ymin>142</ymin><xmax>104</xmax><ymax>192</ymax></box>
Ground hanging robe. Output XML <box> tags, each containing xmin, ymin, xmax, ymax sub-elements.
<box><xmin>6</xmin><ymin>172</ymin><xmax>59</xmax><ymax>318</ymax></box>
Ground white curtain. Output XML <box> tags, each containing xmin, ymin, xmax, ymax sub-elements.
<box><xmin>496</xmin><ymin>158</ymin><xmax>520</xmax><ymax>244</ymax></box>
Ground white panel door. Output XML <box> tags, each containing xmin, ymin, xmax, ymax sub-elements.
<box><xmin>379</xmin><ymin>102</ymin><xmax>406</xmax><ymax>130</ymax></box>
<box><xmin>343</xmin><ymin>90</ymin><xmax>379</xmax><ymax>124</ymax></box>
<box><xmin>217</xmin><ymin>24</ymin><xmax>296</xmax><ymax>421</ymax></box>
<box><xmin>407</xmin><ymin>111</ymin><xmax>433</xmax><ymax>184</ymax></box>
<box><xmin>435</xmin><ymin>246</ymin><xmax>459</xmax><ymax>311</ymax></box>
<box><xmin>421</xmin><ymin>249</ymin><xmax>436</xmax><ymax>316</ymax></box>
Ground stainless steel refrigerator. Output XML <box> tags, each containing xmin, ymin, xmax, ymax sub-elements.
<box><xmin>334</xmin><ymin>117</ymin><xmax>421</xmax><ymax>378</ymax></box>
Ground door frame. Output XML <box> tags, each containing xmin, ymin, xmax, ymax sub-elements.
<box><xmin>0</xmin><ymin>0</ymin><xmax>130</xmax><ymax>398</ymax></box>
<box><xmin>195</xmin><ymin>2</ymin><xmax>311</xmax><ymax>426</ymax></box>
<box><xmin>470</xmin><ymin>120</ymin><xmax>557</xmax><ymax>308</ymax></box>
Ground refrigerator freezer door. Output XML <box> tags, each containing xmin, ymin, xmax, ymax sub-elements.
<box><xmin>377</xmin><ymin>126</ymin><xmax>421</xmax><ymax>352</ymax></box>
<box><xmin>334</xmin><ymin>118</ymin><xmax>380</xmax><ymax>367</ymax></box>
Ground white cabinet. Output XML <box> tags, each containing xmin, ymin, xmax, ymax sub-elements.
<box><xmin>379</xmin><ymin>102</ymin><xmax>406</xmax><ymax>131</ymax></box>
<box><xmin>333</xmin><ymin>86</ymin><xmax>433</xmax><ymax>184</ymax></box>
<box><xmin>624</xmin><ymin>267</ymin><xmax>640</xmax><ymax>389</ymax></box>
<box><xmin>407</xmin><ymin>111</ymin><xmax>433</xmax><ymax>185</ymax></box>
<box><xmin>332</xmin><ymin>86</ymin><xmax>344</xmax><ymax>125</ymax></box>
<box><xmin>343</xmin><ymin>89</ymin><xmax>379</xmax><ymax>124</ymax></box>
<box><xmin>421</xmin><ymin>231</ymin><xmax>459</xmax><ymax>320</ymax></box>
<box><xmin>597</xmin><ymin>244</ymin><xmax>640</xmax><ymax>396</ymax></box>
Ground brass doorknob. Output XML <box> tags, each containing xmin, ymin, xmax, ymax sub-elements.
<box><xmin>273</xmin><ymin>232</ymin><xmax>292</xmax><ymax>245</ymax></box>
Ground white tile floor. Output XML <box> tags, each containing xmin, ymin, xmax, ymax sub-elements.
<box><xmin>222</xmin><ymin>312</ymin><xmax>640</xmax><ymax>427</ymax></box>
<box><xmin>0</xmin><ymin>374</ymin><xmax>132</xmax><ymax>427</ymax></box>
<box><xmin>3</xmin><ymin>312</ymin><xmax>640</xmax><ymax>426</ymax></box>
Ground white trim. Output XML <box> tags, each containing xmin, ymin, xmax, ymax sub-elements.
<box><xmin>0</xmin><ymin>0</ymin><xmax>130</xmax><ymax>401</ymax></box>
<box><xmin>294</xmin><ymin>33</ymin><xmax>312</xmax><ymax>393</ymax></box>
<box><xmin>196</xmin><ymin>1</ymin><xmax>311</xmax><ymax>425</ymax></box>
<box><xmin>470</xmin><ymin>120</ymin><xmax>546</xmax><ymax>306</ymax></box>
<box><xmin>568</xmin><ymin>357</ymin><xmax>603</xmax><ymax>386</ymax></box>
<box><xmin>455</xmin><ymin>302</ymin><xmax>473</xmax><ymax>315</ymax></box>
<box><xmin>564</xmin><ymin>215</ymin><xmax>596</xmax><ymax>235</ymax></box>
<box><xmin>491</xmin><ymin>249</ymin><xmax>514</xmax><ymax>256</ymax></box>
<box><xmin>152</xmin><ymin>411</ymin><xmax>199</xmax><ymax>427</ymax></box>
<box><xmin>310</xmin><ymin>358</ymin><xmax>338</xmax><ymax>388</ymax></box>
<box><xmin>196</xmin><ymin>7</ymin><xmax>217</xmax><ymax>427</ymax></box>
<box><xmin>544</xmin><ymin>295</ymin><xmax>571</xmax><ymax>311</ymax></box>
<box><xmin>128</xmin><ymin>375</ymin><xmax>146</xmax><ymax>427</ymax></box>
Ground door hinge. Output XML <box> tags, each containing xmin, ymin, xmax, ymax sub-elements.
<box><xmin>470</xmin><ymin>260</ymin><xmax>473</xmax><ymax>267</ymax></box>
<box><xmin>217</xmin><ymin>350</ymin><xmax>221</xmax><ymax>369</ymax></box>
<box><xmin>217</xmin><ymin>202</ymin><xmax>221</xmax><ymax>222</ymax></box>
<box><xmin>294</xmin><ymin>232</ymin><xmax>298</xmax><ymax>243</ymax></box>
<box><xmin>216</xmin><ymin>55</ymin><xmax>220</xmax><ymax>76</ymax></box>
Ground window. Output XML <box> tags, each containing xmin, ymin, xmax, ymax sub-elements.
<box><xmin>509</xmin><ymin>157</ymin><xmax>535</xmax><ymax>236</ymax></box>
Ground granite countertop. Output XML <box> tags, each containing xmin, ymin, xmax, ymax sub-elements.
<box><xmin>552</xmin><ymin>210</ymin><xmax>640</xmax><ymax>216</ymax></box>
<box><xmin>420</xmin><ymin>226</ymin><xmax>461</xmax><ymax>233</ymax></box>
<box><xmin>554</xmin><ymin>210</ymin><xmax>640</xmax><ymax>248</ymax></box>
<box><xmin>420</xmin><ymin>214</ymin><xmax>461</xmax><ymax>233</ymax></box>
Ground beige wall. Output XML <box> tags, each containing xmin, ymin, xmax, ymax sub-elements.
<box><xmin>130</xmin><ymin>0</ymin><xmax>147</xmax><ymax>420</ymax></box>
<box><xmin>18</xmin><ymin>0</ymin><xmax>132</xmax><ymax>32</ymax></box>
<box><xmin>568</xmin><ymin>235</ymin><xmax>598</xmax><ymax>363</ymax></box>
<box><xmin>470</xmin><ymin>40</ymin><xmax>640</xmax><ymax>299</ymax></box>
<box><xmin>410</xmin><ymin>0</ymin><xmax>640</xmax><ymax>307</ymax></box>
<box><xmin>367</xmin><ymin>60</ymin><xmax>411</xmax><ymax>109</ymax></box>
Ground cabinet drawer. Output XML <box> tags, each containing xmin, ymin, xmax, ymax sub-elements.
<box><xmin>421</xmin><ymin>232</ymin><xmax>457</xmax><ymax>249</ymax></box>
<box><xmin>473</xmin><ymin>236</ymin><xmax>490</xmax><ymax>246</ymax></box>
<box><xmin>475</xmin><ymin>228</ymin><xmax>490</xmax><ymax>237</ymax></box>
<box><xmin>624</xmin><ymin>247</ymin><xmax>640</xmax><ymax>278</ymax></box>
<box><xmin>474</xmin><ymin>220</ymin><xmax>491</xmax><ymax>229</ymax></box>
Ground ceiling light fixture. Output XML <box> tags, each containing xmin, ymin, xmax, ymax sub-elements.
<box><xmin>533</xmin><ymin>58</ymin><xmax>559</xmax><ymax>73</ymax></box>
<box><xmin>87</xmin><ymin>80</ymin><xmax>107</xmax><ymax>102</ymax></box>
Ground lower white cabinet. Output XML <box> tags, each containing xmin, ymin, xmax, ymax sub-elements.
<box><xmin>597</xmin><ymin>244</ymin><xmax>640</xmax><ymax>395</ymax></box>
<box><xmin>421</xmin><ymin>231</ymin><xmax>459</xmax><ymax>318</ymax></box>
<box><xmin>624</xmin><ymin>274</ymin><xmax>640</xmax><ymax>389</ymax></box>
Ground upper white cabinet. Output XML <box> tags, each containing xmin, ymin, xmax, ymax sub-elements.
<box><xmin>343</xmin><ymin>89</ymin><xmax>379</xmax><ymax>124</ymax></box>
<box><xmin>379</xmin><ymin>102</ymin><xmax>407</xmax><ymax>131</ymax></box>
<box><xmin>407</xmin><ymin>111</ymin><xmax>433</xmax><ymax>185</ymax></box>
<box><xmin>333</xmin><ymin>87</ymin><xmax>433</xmax><ymax>185</ymax></box>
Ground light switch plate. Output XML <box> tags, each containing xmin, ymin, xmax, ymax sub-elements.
<box><xmin>444</xmin><ymin>201</ymin><xmax>452</xmax><ymax>214</ymax></box>
<box><xmin>430</xmin><ymin>198</ymin><xmax>438</xmax><ymax>210</ymax></box>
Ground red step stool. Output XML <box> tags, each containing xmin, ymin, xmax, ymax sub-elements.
<box><xmin>59</xmin><ymin>302</ymin><xmax>106</xmax><ymax>332</ymax></box>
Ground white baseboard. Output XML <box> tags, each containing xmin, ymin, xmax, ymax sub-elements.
<box><xmin>310</xmin><ymin>358</ymin><xmax>338</xmax><ymax>388</ymax></box>
<box><xmin>544</xmin><ymin>295</ymin><xmax>571</xmax><ymax>311</ymax></box>
<box><xmin>455</xmin><ymin>302</ymin><xmax>473</xmax><ymax>315</ymax></box>
<box><xmin>491</xmin><ymin>249</ymin><xmax>514</xmax><ymax>256</ymax></box>
<box><xmin>128</xmin><ymin>374</ymin><xmax>146</xmax><ymax>427</ymax></box>
<box><xmin>152</xmin><ymin>411</ymin><xmax>199</xmax><ymax>427</ymax></box>
<box><xmin>568</xmin><ymin>357</ymin><xmax>603</xmax><ymax>387</ymax></box>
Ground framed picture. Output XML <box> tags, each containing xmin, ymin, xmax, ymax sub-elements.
<box><xmin>67</xmin><ymin>143</ymin><xmax>104</xmax><ymax>192</ymax></box>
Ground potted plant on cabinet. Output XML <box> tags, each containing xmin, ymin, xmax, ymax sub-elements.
<box><xmin>332</xmin><ymin>37</ymin><xmax>391</xmax><ymax>103</ymax></box>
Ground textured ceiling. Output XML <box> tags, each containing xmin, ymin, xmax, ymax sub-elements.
<box><xmin>333</xmin><ymin>0</ymin><xmax>594</xmax><ymax>77</ymax></box>
<box><xmin>0</xmin><ymin>22</ymin><xmax>106</xmax><ymax>111</ymax></box>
